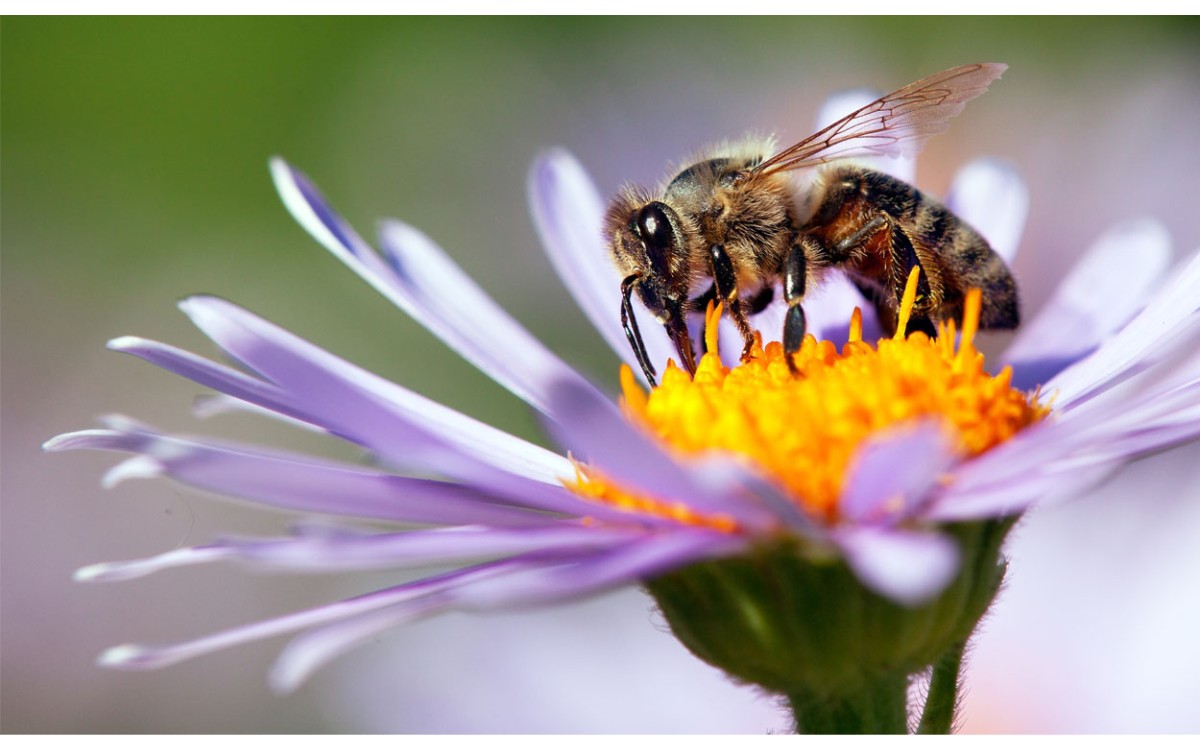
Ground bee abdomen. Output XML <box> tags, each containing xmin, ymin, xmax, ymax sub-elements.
<box><xmin>858</xmin><ymin>168</ymin><xmax>921</xmax><ymax>219</ymax></box>
<box><xmin>812</xmin><ymin>166</ymin><xmax>1020</xmax><ymax>332</ymax></box>
<box><xmin>974</xmin><ymin>251</ymin><xmax>1020</xmax><ymax>329</ymax></box>
<box><xmin>917</xmin><ymin>202</ymin><xmax>1020</xmax><ymax>330</ymax></box>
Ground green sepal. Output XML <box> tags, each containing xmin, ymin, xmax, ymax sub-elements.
<box><xmin>644</xmin><ymin>518</ymin><xmax>1014</xmax><ymax>733</ymax></box>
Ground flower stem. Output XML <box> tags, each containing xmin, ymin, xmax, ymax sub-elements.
<box><xmin>917</xmin><ymin>639</ymin><xmax>967</xmax><ymax>734</ymax></box>
<box><xmin>788</xmin><ymin>672</ymin><xmax>909</xmax><ymax>734</ymax></box>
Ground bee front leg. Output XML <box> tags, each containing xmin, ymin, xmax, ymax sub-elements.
<box><xmin>709</xmin><ymin>244</ymin><xmax>755</xmax><ymax>362</ymax></box>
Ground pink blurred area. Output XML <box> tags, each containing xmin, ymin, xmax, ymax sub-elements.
<box><xmin>4</xmin><ymin>18</ymin><xmax>1199</xmax><ymax>733</ymax></box>
<box><xmin>962</xmin><ymin>448</ymin><xmax>1200</xmax><ymax>733</ymax></box>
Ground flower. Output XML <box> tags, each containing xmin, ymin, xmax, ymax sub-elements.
<box><xmin>48</xmin><ymin>131</ymin><xmax>1200</xmax><ymax>717</ymax></box>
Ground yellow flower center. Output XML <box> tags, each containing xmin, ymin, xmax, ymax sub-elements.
<box><xmin>568</xmin><ymin>271</ymin><xmax>1048</xmax><ymax>531</ymax></box>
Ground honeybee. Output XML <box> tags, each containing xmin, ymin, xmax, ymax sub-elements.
<box><xmin>606</xmin><ymin>63</ymin><xmax>1019</xmax><ymax>386</ymax></box>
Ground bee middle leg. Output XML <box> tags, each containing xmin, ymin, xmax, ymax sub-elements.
<box><xmin>690</xmin><ymin>285</ymin><xmax>774</xmax><ymax>356</ymax></box>
<box><xmin>708</xmin><ymin>244</ymin><xmax>756</xmax><ymax>361</ymax></box>
<box><xmin>688</xmin><ymin>284</ymin><xmax>717</xmax><ymax>355</ymax></box>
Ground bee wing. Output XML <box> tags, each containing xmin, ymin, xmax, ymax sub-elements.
<box><xmin>752</xmin><ymin>63</ymin><xmax>1007</xmax><ymax>176</ymax></box>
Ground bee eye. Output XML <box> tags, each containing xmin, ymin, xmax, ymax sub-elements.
<box><xmin>636</xmin><ymin>202</ymin><xmax>676</xmax><ymax>272</ymax></box>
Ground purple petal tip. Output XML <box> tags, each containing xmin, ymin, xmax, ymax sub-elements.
<box><xmin>101</xmin><ymin>456</ymin><xmax>164</xmax><ymax>488</ymax></box>
<box><xmin>43</xmin><ymin>430</ymin><xmax>98</xmax><ymax>452</ymax></box>
<box><xmin>98</xmin><ymin>644</ymin><xmax>158</xmax><ymax>670</ymax></box>
<box><xmin>106</xmin><ymin>335</ymin><xmax>145</xmax><ymax>352</ymax></box>
<box><xmin>837</xmin><ymin>528</ymin><xmax>961</xmax><ymax>605</ymax></box>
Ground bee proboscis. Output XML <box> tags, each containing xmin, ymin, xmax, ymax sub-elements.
<box><xmin>606</xmin><ymin>63</ymin><xmax>1019</xmax><ymax>386</ymax></box>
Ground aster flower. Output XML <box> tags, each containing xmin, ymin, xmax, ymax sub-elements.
<box><xmin>49</xmin><ymin>129</ymin><xmax>1200</xmax><ymax>730</ymax></box>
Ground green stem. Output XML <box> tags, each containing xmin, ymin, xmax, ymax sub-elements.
<box><xmin>788</xmin><ymin>672</ymin><xmax>909</xmax><ymax>734</ymax></box>
<box><xmin>917</xmin><ymin>639</ymin><xmax>967</xmax><ymax>734</ymax></box>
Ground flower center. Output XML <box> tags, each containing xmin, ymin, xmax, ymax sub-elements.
<box><xmin>569</xmin><ymin>271</ymin><xmax>1047</xmax><ymax>530</ymax></box>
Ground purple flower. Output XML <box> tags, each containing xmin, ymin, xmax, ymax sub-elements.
<box><xmin>48</xmin><ymin>135</ymin><xmax>1199</xmax><ymax>698</ymax></box>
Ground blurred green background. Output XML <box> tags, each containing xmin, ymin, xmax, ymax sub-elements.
<box><xmin>4</xmin><ymin>17</ymin><xmax>1199</xmax><ymax>733</ymax></box>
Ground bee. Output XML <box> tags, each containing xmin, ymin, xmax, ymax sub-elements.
<box><xmin>606</xmin><ymin>63</ymin><xmax>1019</xmax><ymax>386</ymax></box>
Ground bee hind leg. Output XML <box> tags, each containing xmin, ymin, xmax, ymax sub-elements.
<box><xmin>690</xmin><ymin>285</ymin><xmax>774</xmax><ymax>315</ymax></box>
<box><xmin>850</xmin><ymin>278</ymin><xmax>935</xmax><ymax>339</ymax></box>
<box><xmin>884</xmin><ymin>222</ymin><xmax>938</xmax><ymax>338</ymax></box>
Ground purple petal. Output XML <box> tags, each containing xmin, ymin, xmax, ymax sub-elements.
<box><xmin>447</xmin><ymin>529</ymin><xmax>748</xmax><ymax>609</ymax></box>
<box><xmin>713</xmin><ymin>277</ymin><xmax>875</xmax><ymax>355</ymax></box>
<box><xmin>1051</xmin><ymin>316</ymin><xmax>1200</xmax><ymax>451</ymax></box>
<box><xmin>98</xmin><ymin>562</ymin><xmax>515</xmax><ymax>672</ymax></box>
<box><xmin>44</xmin><ymin>419</ymin><xmax>594</xmax><ymax>525</ymax></box>
<box><xmin>76</xmin><ymin>525</ymin><xmax>642</xmax><ymax>581</ymax></box>
<box><xmin>270</xmin><ymin>529</ymin><xmax>745</xmax><ymax>691</ymax></box>
<box><xmin>98</xmin><ymin>319</ymin><xmax>709</xmax><ymax>527</ymax></box>
<box><xmin>805</xmin><ymin>275</ymin><xmax>881</xmax><ymax>346</ymax></box>
<box><xmin>931</xmin><ymin>461</ymin><xmax>1115</xmax><ymax>523</ymax></box>
<box><xmin>932</xmin><ymin>414</ymin><xmax>1132</xmax><ymax>522</ymax></box>
<box><xmin>376</xmin><ymin>219</ymin><xmax>607</xmax><ymax>417</ymax></box>
<box><xmin>931</xmin><ymin>421</ymin><xmax>1123</xmax><ymax>522</ymax></box>
<box><xmin>108</xmin><ymin>336</ymin><xmax>296</xmax><ymax>418</ymax></box>
<box><xmin>717</xmin><ymin>463</ymin><xmax>825</xmax><ymax>536</ymax></box>
<box><xmin>945</xmin><ymin>158</ymin><xmax>1028</xmax><ymax>265</ymax></box>
<box><xmin>718</xmin><ymin>280</ymin><xmax>875</xmax><ymax>358</ymax></box>
<box><xmin>75</xmin><ymin>547</ymin><xmax>231</xmax><ymax>583</ymax></box>
<box><xmin>715</xmin><ymin>315</ymin><xmax>746</xmax><ymax>367</ymax></box>
<box><xmin>541</xmin><ymin>376</ymin><xmax>781</xmax><ymax>532</ymax></box>
<box><xmin>176</xmin><ymin>296</ymin><xmax>573</xmax><ymax>487</ymax></box>
<box><xmin>269</xmin><ymin>595</ymin><xmax>449</xmax><ymax>693</ymax></box>
<box><xmin>1048</xmin><ymin>246</ymin><xmax>1199</xmax><ymax>407</ymax></box>
<box><xmin>1102</xmin><ymin>417</ymin><xmax>1200</xmax><ymax>461</ymax></box>
<box><xmin>1003</xmin><ymin>219</ymin><xmax>1171</xmax><ymax>390</ymax></box>
<box><xmin>272</xmin><ymin>157</ymin><xmax>601</xmax><ymax>415</ymax></box>
<box><xmin>191</xmin><ymin>393</ymin><xmax>326</xmax><ymax>433</ymax></box>
<box><xmin>111</xmin><ymin>332</ymin><xmax>541</xmax><ymax>490</ymax></box>
<box><xmin>1057</xmin><ymin>352</ymin><xmax>1200</xmax><ymax>460</ymax></box>
<box><xmin>106</xmin><ymin>336</ymin><xmax>543</xmax><ymax>493</ymax></box>
<box><xmin>930</xmin><ymin>342</ymin><xmax>1200</xmax><ymax>522</ymax></box>
<box><xmin>528</xmin><ymin>150</ymin><xmax>676</xmax><ymax>382</ymax></box>
<box><xmin>1050</xmin><ymin>397</ymin><xmax>1200</xmax><ymax>472</ymax></box>
<box><xmin>747</xmin><ymin>296</ymin><xmax>788</xmax><ymax>345</ymax></box>
<box><xmin>1065</xmin><ymin>328</ymin><xmax>1200</xmax><ymax>412</ymax></box>
<box><xmin>268</xmin><ymin>157</ymin><xmax>378</xmax><ymax>267</ymax></box>
<box><xmin>834</xmin><ymin>526</ymin><xmax>960</xmax><ymax>605</ymax></box>
<box><xmin>227</xmin><ymin>525</ymin><xmax>642</xmax><ymax>571</ymax></box>
<box><xmin>840</xmin><ymin>420</ymin><xmax>959</xmax><ymax>525</ymax></box>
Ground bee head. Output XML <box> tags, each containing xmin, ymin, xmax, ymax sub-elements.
<box><xmin>606</xmin><ymin>194</ymin><xmax>696</xmax><ymax>384</ymax></box>
<box><xmin>632</xmin><ymin>201</ymin><xmax>689</xmax><ymax>316</ymax></box>
<box><xmin>606</xmin><ymin>195</ymin><xmax>689</xmax><ymax>315</ymax></box>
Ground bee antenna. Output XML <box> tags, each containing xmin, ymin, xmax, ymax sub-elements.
<box><xmin>621</xmin><ymin>274</ymin><xmax>658</xmax><ymax>388</ymax></box>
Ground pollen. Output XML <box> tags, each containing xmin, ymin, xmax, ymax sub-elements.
<box><xmin>572</xmin><ymin>269</ymin><xmax>1048</xmax><ymax>528</ymax></box>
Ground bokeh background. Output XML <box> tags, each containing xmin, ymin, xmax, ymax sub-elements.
<box><xmin>4</xmin><ymin>17</ymin><xmax>1200</xmax><ymax>733</ymax></box>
